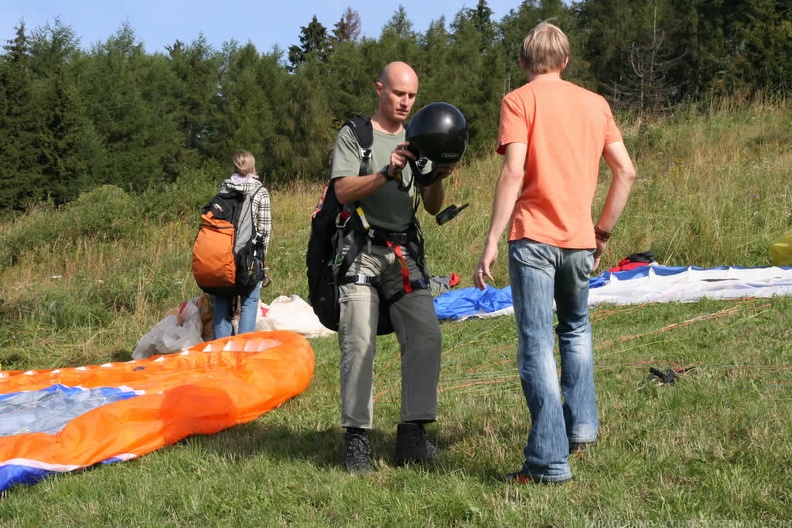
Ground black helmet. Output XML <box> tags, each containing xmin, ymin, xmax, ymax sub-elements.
<box><xmin>406</xmin><ymin>102</ymin><xmax>468</xmax><ymax>165</ymax></box>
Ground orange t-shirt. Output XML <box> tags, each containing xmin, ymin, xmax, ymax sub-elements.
<box><xmin>497</xmin><ymin>78</ymin><xmax>622</xmax><ymax>248</ymax></box>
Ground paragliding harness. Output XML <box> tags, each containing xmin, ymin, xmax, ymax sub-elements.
<box><xmin>306</xmin><ymin>115</ymin><xmax>431</xmax><ymax>335</ymax></box>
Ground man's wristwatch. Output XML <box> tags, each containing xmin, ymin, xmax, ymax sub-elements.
<box><xmin>380</xmin><ymin>165</ymin><xmax>394</xmax><ymax>181</ymax></box>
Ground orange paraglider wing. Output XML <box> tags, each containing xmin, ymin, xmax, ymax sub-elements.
<box><xmin>0</xmin><ymin>331</ymin><xmax>314</xmax><ymax>492</ymax></box>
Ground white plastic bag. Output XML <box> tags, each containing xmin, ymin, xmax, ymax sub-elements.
<box><xmin>133</xmin><ymin>297</ymin><xmax>205</xmax><ymax>359</ymax></box>
<box><xmin>256</xmin><ymin>295</ymin><xmax>335</xmax><ymax>338</ymax></box>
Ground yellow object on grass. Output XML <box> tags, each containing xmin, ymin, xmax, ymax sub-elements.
<box><xmin>770</xmin><ymin>228</ymin><xmax>792</xmax><ymax>266</ymax></box>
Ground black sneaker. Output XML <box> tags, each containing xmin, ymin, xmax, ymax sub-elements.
<box><xmin>394</xmin><ymin>422</ymin><xmax>439</xmax><ymax>466</ymax></box>
<box><xmin>344</xmin><ymin>429</ymin><xmax>373</xmax><ymax>474</ymax></box>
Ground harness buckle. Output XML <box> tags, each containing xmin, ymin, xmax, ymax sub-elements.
<box><xmin>353</xmin><ymin>273</ymin><xmax>374</xmax><ymax>285</ymax></box>
<box><xmin>389</xmin><ymin>232</ymin><xmax>409</xmax><ymax>245</ymax></box>
<box><xmin>367</xmin><ymin>228</ymin><xmax>409</xmax><ymax>246</ymax></box>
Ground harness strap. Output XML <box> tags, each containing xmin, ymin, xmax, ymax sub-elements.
<box><xmin>335</xmin><ymin>227</ymin><xmax>429</xmax><ymax>294</ymax></box>
<box><xmin>356</xmin><ymin>206</ymin><xmax>371</xmax><ymax>230</ymax></box>
<box><xmin>337</xmin><ymin>205</ymin><xmax>430</xmax><ymax>302</ymax></box>
<box><xmin>366</xmin><ymin>227</ymin><xmax>415</xmax><ymax>246</ymax></box>
<box><xmin>389</xmin><ymin>241</ymin><xmax>413</xmax><ymax>294</ymax></box>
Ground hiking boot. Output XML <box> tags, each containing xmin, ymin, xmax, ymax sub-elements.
<box><xmin>394</xmin><ymin>422</ymin><xmax>439</xmax><ymax>466</ymax></box>
<box><xmin>344</xmin><ymin>429</ymin><xmax>373</xmax><ymax>474</ymax></box>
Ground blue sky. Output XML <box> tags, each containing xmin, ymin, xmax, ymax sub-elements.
<box><xmin>1</xmin><ymin>0</ymin><xmax>524</xmax><ymax>54</ymax></box>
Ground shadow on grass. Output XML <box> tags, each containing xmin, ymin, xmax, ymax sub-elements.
<box><xmin>189</xmin><ymin>418</ymin><xmax>503</xmax><ymax>480</ymax></box>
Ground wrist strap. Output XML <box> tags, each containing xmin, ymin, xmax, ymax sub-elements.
<box><xmin>380</xmin><ymin>165</ymin><xmax>394</xmax><ymax>182</ymax></box>
<box><xmin>594</xmin><ymin>225</ymin><xmax>611</xmax><ymax>242</ymax></box>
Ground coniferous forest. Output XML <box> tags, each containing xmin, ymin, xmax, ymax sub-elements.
<box><xmin>1</xmin><ymin>0</ymin><xmax>789</xmax><ymax>211</ymax></box>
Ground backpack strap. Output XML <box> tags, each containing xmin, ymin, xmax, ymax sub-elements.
<box><xmin>331</xmin><ymin>212</ymin><xmax>375</xmax><ymax>290</ymax></box>
<box><xmin>344</xmin><ymin>115</ymin><xmax>373</xmax><ymax>176</ymax></box>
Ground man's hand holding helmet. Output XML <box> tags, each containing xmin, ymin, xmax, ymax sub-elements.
<box><xmin>381</xmin><ymin>141</ymin><xmax>415</xmax><ymax>186</ymax></box>
<box><xmin>434</xmin><ymin>162</ymin><xmax>457</xmax><ymax>181</ymax></box>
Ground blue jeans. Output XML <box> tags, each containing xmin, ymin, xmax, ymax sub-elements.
<box><xmin>508</xmin><ymin>239</ymin><xmax>598</xmax><ymax>482</ymax></box>
<box><xmin>213</xmin><ymin>282</ymin><xmax>261</xmax><ymax>339</ymax></box>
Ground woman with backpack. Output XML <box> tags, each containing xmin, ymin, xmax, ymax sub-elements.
<box><xmin>210</xmin><ymin>150</ymin><xmax>271</xmax><ymax>339</ymax></box>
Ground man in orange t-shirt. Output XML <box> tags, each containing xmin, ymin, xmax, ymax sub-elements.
<box><xmin>473</xmin><ymin>22</ymin><xmax>636</xmax><ymax>484</ymax></box>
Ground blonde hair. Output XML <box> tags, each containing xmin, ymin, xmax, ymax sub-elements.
<box><xmin>233</xmin><ymin>150</ymin><xmax>257</xmax><ymax>177</ymax></box>
<box><xmin>520</xmin><ymin>22</ymin><xmax>570</xmax><ymax>75</ymax></box>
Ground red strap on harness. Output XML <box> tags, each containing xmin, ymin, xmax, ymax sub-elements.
<box><xmin>388</xmin><ymin>242</ymin><xmax>413</xmax><ymax>294</ymax></box>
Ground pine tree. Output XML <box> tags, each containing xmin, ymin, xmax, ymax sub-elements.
<box><xmin>288</xmin><ymin>15</ymin><xmax>330</xmax><ymax>70</ymax></box>
<box><xmin>165</xmin><ymin>35</ymin><xmax>222</xmax><ymax>164</ymax></box>
<box><xmin>332</xmin><ymin>8</ymin><xmax>362</xmax><ymax>45</ymax></box>
<box><xmin>76</xmin><ymin>23</ymin><xmax>177</xmax><ymax>191</ymax></box>
<box><xmin>0</xmin><ymin>23</ymin><xmax>44</xmax><ymax>209</ymax></box>
<box><xmin>28</xmin><ymin>20</ymin><xmax>96</xmax><ymax>204</ymax></box>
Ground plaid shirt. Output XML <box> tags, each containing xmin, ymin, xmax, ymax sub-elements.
<box><xmin>219</xmin><ymin>175</ymin><xmax>272</xmax><ymax>257</ymax></box>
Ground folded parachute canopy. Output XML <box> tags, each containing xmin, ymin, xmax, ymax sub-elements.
<box><xmin>0</xmin><ymin>330</ymin><xmax>315</xmax><ymax>493</ymax></box>
<box><xmin>434</xmin><ymin>265</ymin><xmax>792</xmax><ymax>321</ymax></box>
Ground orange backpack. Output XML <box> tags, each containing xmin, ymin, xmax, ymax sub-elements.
<box><xmin>192</xmin><ymin>185</ymin><xmax>264</xmax><ymax>296</ymax></box>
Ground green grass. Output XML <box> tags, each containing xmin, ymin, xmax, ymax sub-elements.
<box><xmin>1</xmin><ymin>95</ymin><xmax>791</xmax><ymax>526</ymax></box>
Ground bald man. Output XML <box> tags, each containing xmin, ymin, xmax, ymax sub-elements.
<box><xmin>329</xmin><ymin>61</ymin><xmax>456</xmax><ymax>473</ymax></box>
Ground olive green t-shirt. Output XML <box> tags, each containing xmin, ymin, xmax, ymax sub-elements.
<box><xmin>330</xmin><ymin>125</ymin><xmax>417</xmax><ymax>232</ymax></box>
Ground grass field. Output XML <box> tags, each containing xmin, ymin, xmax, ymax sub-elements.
<box><xmin>1</xmin><ymin>95</ymin><xmax>791</xmax><ymax>526</ymax></box>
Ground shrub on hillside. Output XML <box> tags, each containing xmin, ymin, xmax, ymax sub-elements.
<box><xmin>138</xmin><ymin>164</ymin><xmax>221</xmax><ymax>223</ymax></box>
<box><xmin>0</xmin><ymin>185</ymin><xmax>137</xmax><ymax>268</ymax></box>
